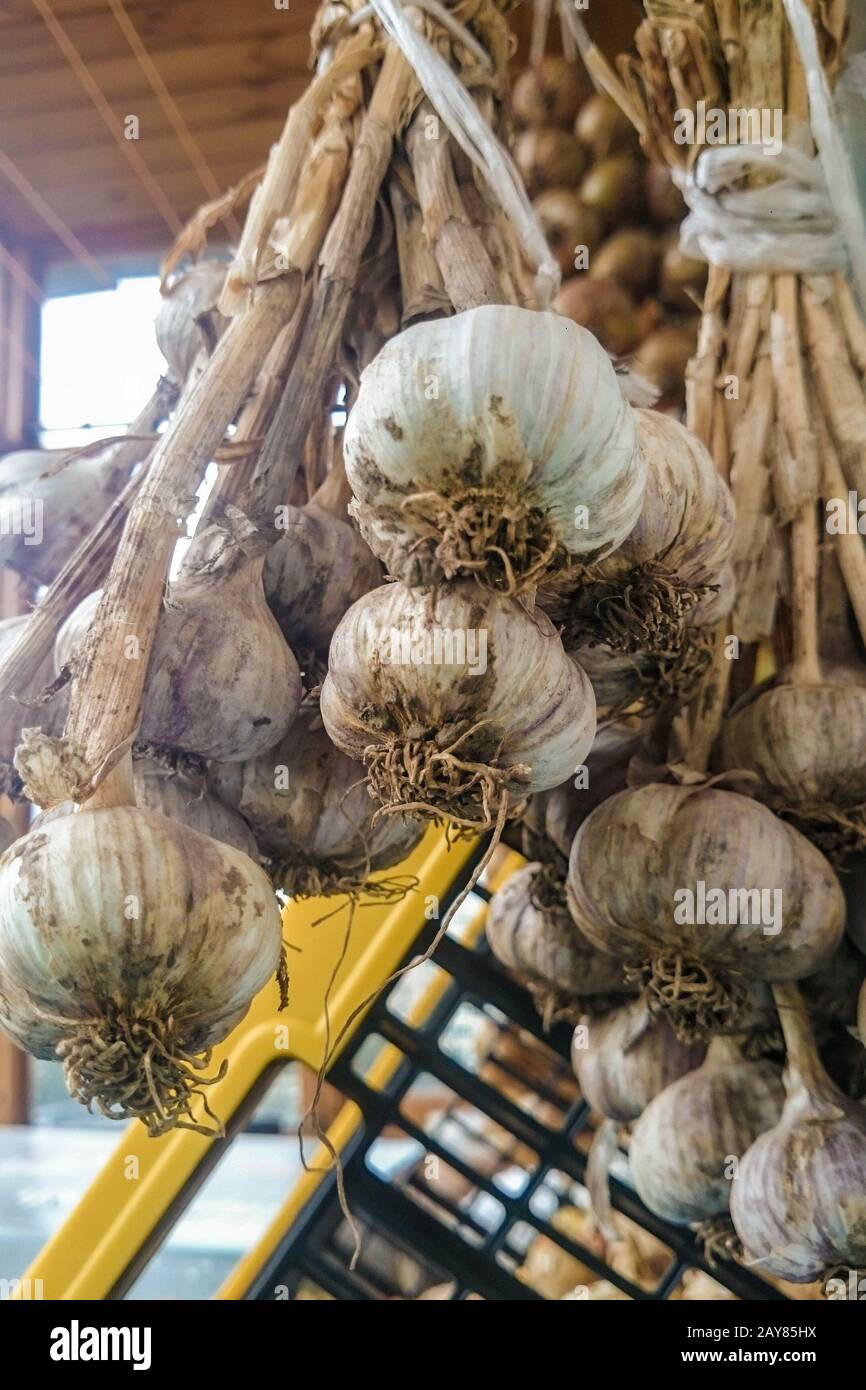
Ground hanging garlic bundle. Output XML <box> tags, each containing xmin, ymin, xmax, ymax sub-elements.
<box><xmin>210</xmin><ymin>704</ymin><xmax>422</xmax><ymax>898</ymax></box>
<box><xmin>541</xmin><ymin>410</ymin><xmax>734</xmax><ymax>662</ymax></box>
<box><xmin>53</xmin><ymin>523</ymin><xmax>302</xmax><ymax>765</ymax></box>
<box><xmin>321</xmin><ymin>580</ymin><xmax>596</xmax><ymax>829</ymax></box>
<box><xmin>343</xmin><ymin>305</ymin><xmax>644</xmax><ymax>594</ymax></box>
<box><xmin>571</xmin><ymin>998</ymin><xmax>704</xmax><ymax>1123</ymax></box>
<box><xmin>717</xmin><ymin>673</ymin><xmax>866</xmax><ymax>865</ymax></box>
<box><xmin>486</xmin><ymin>862</ymin><xmax>627</xmax><ymax>1024</ymax></box>
<box><xmin>567</xmin><ymin>784</ymin><xmax>844</xmax><ymax>1039</ymax></box>
<box><xmin>628</xmin><ymin>1035</ymin><xmax>784</xmax><ymax>1226</ymax></box>
<box><xmin>731</xmin><ymin>983</ymin><xmax>866</xmax><ymax>1283</ymax></box>
<box><xmin>155</xmin><ymin>259</ymin><xmax>229</xmax><ymax>388</ymax></box>
<box><xmin>263</xmin><ymin>463</ymin><xmax>381</xmax><ymax>672</ymax></box>
<box><xmin>0</xmin><ymin>614</ymin><xmax>67</xmax><ymax>797</ymax></box>
<box><xmin>0</xmin><ymin>446</ymin><xmax>140</xmax><ymax>588</ymax></box>
<box><xmin>0</xmin><ymin>790</ymin><xmax>283</xmax><ymax>1134</ymax></box>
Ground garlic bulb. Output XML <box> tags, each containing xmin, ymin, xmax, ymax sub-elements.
<box><xmin>543</xmin><ymin>723</ymin><xmax>646</xmax><ymax>859</ymax></box>
<box><xmin>571</xmin><ymin>998</ymin><xmax>704</xmax><ymax>1122</ymax></box>
<box><xmin>717</xmin><ymin>675</ymin><xmax>866</xmax><ymax>863</ymax></box>
<box><xmin>0</xmin><ymin>614</ymin><xmax>67</xmax><ymax>794</ymax></box>
<box><xmin>542</xmin><ymin>409</ymin><xmax>734</xmax><ymax>656</ymax></box>
<box><xmin>0</xmin><ymin>805</ymin><xmax>282</xmax><ymax>1132</ymax></box>
<box><xmin>321</xmin><ymin>581</ymin><xmax>596</xmax><ymax>826</ymax></box>
<box><xmin>58</xmin><ymin>537</ymin><xmax>302</xmax><ymax>763</ymax></box>
<box><xmin>263</xmin><ymin>471</ymin><xmax>381</xmax><ymax>659</ymax></box>
<box><xmin>343</xmin><ymin>305</ymin><xmax>643</xmax><ymax>593</ymax></box>
<box><xmin>731</xmin><ymin>983</ymin><xmax>866</xmax><ymax>1282</ymax></box>
<box><xmin>210</xmin><ymin>706</ymin><xmax>423</xmax><ymax>897</ymax></box>
<box><xmin>132</xmin><ymin>756</ymin><xmax>258</xmax><ymax>858</ymax></box>
<box><xmin>486</xmin><ymin>862</ymin><xmax>627</xmax><ymax>1023</ymax></box>
<box><xmin>567</xmin><ymin>784</ymin><xmax>845</xmax><ymax>1039</ymax></box>
<box><xmin>0</xmin><ymin>818</ymin><xmax>15</xmax><ymax>854</ymax></box>
<box><xmin>628</xmin><ymin>1036</ymin><xmax>784</xmax><ymax>1225</ymax></box>
<box><xmin>156</xmin><ymin>260</ymin><xmax>228</xmax><ymax>386</ymax></box>
<box><xmin>0</xmin><ymin>449</ymin><xmax>133</xmax><ymax>586</ymax></box>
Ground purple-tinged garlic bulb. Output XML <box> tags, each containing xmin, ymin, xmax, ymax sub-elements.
<box><xmin>571</xmin><ymin>998</ymin><xmax>704</xmax><ymax>1122</ymax></box>
<box><xmin>263</xmin><ymin>467</ymin><xmax>381</xmax><ymax>660</ymax></box>
<box><xmin>567</xmin><ymin>784</ymin><xmax>845</xmax><ymax>1040</ymax></box>
<box><xmin>210</xmin><ymin>705</ymin><xmax>422</xmax><ymax>898</ymax></box>
<box><xmin>717</xmin><ymin>673</ymin><xmax>866</xmax><ymax>864</ymax></box>
<box><xmin>486</xmin><ymin>862</ymin><xmax>627</xmax><ymax>1024</ymax></box>
<box><xmin>57</xmin><ymin>534</ymin><xmax>301</xmax><ymax>764</ymax></box>
<box><xmin>731</xmin><ymin>983</ymin><xmax>866</xmax><ymax>1283</ymax></box>
<box><xmin>321</xmin><ymin>581</ymin><xmax>596</xmax><ymax>828</ymax></box>
<box><xmin>344</xmin><ymin>305</ymin><xmax>643</xmax><ymax>594</ymax></box>
<box><xmin>0</xmin><ymin>805</ymin><xmax>283</xmax><ymax>1133</ymax></box>
<box><xmin>628</xmin><ymin>1035</ymin><xmax>784</xmax><ymax>1225</ymax></box>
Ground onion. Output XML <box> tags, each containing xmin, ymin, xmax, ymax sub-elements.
<box><xmin>659</xmin><ymin>238</ymin><xmax>708</xmax><ymax>310</ymax></box>
<box><xmin>0</xmin><ymin>448</ymin><xmax>131</xmax><ymax>587</ymax></box>
<box><xmin>486</xmin><ymin>861</ymin><xmax>627</xmax><ymax>1024</ymax></box>
<box><xmin>0</xmin><ymin>803</ymin><xmax>283</xmax><ymax>1132</ymax></box>
<box><xmin>513</xmin><ymin>57</ymin><xmax>587</xmax><ymax>129</ymax></box>
<box><xmin>632</xmin><ymin>321</ymin><xmax>699</xmax><ymax>403</ymax></box>
<box><xmin>514</xmin><ymin>127</ymin><xmax>586</xmax><ymax>195</ymax></box>
<box><xmin>344</xmin><ymin>305</ymin><xmax>644</xmax><ymax>593</ymax></box>
<box><xmin>731</xmin><ymin>983</ymin><xmax>866</xmax><ymax>1283</ymax></box>
<box><xmin>644</xmin><ymin>164</ymin><xmax>687</xmax><ymax>225</ymax></box>
<box><xmin>628</xmin><ymin>1036</ymin><xmax>784</xmax><ymax>1225</ymax></box>
<box><xmin>321</xmin><ymin>581</ymin><xmax>596</xmax><ymax>828</ymax></box>
<box><xmin>579</xmin><ymin>155</ymin><xmax>644</xmax><ymax>228</ymax></box>
<box><xmin>210</xmin><ymin>705</ymin><xmax>423</xmax><ymax>897</ymax></box>
<box><xmin>533</xmin><ymin>189</ymin><xmax>604</xmax><ymax>276</ymax></box>
<box><xmin>572</xmin><ymin>998</ymin><xmax>704</xmax><ymax>1122</ymax></box>
<box><xmin>589</xmin><ymin>229</ymin><xmax>660</xmax><ymax>297</ymax></box>
<box><xmin>574</xmin><ymin>93</ymin><xmax>638</xmax><ymax>160</ymax></box>
<box><xmin>567</xmin><ymin>784</ymin><xmax>845</xmax><ymax>1039</ymax></box>
<box><xmin>553</xmin><ymin>277</ymin><xmax>643</xmax><ymax>356</ymax></box>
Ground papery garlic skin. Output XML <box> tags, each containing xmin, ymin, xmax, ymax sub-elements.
<box><xmin>1</xmin><ymin>614</ymin><xmax>67</xmax><ymax>780</ymax></box>
<box><xmin>543</xmin><ymin>410</ymin><xmax>735</xmax><ymax>654</ymax></box>
<box><xmin>717</xmin><ymin>678</ymin><xmax>866</xmax><ymax>862</ymax></box>
<box><xmin>156</xmin><ymin>260</ymin><xmax>228</xmax><ymax>386</ymax></box>
<box><xmin>344</xmin><ymin>305</ymin><xmax>643</xmax><ymax>590</ymax></box>
<box><xmin>321</xmin><ymin>581</ymin><xmax>596</xmax><ymax>821</ymax></box>
<box><xmin>0</xmin><ymin>449</ymin><xmax>130</xmax><ymax>586</ymax></box>
<box><xmin>628</xmin><ymin>1036</ymin><xmax>784</xmax><ymax>1224</ymax></box>
<box><xmin>0</xmin><ymin>807</ymin><xmax>282</xmax><ymax>1129</ymax></box>
<box><xmin>567</xmin><ymin>785</ymin><xmax>845</xmax><ymax>1035</ymax></box>
<box><xmin>730</xmin><ymin>1067</ymin><xmax>866</xmax><ymax>1282</ymax></box>
<box><xmin>57</xmin><ymin>547</ymin><xmax>302</xmax><ymax>763</ymax></box>
<box><xmin>486</xmin><ymin>862</ymin><xmax>626</xmax><ymax>1016</ymax></box>
<box><xmin>263</xmin><ymin>500</ymin><xmax>381</xmax><ymax>656</ymax></box>
<box><xmin>132</xmin><ymin>757</ymin><xmax>258</xmax><ymax>859</ymax></box>
<box><xmin>571</xmin><ymin>998</ymin><xmax>704</xmax><ymax>1122</ymax></box>
<box><xmin>211</xmin><ymin>706</ymin><xmax>423</xmax><ymax>895</ymax></box>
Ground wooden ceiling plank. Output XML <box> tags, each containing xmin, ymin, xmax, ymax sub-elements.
<box><xmin>1</xmin><ymin>34</ymin><xmax>311</xmax><ymax>116</ymax></box>
<box><xmin>0</xmin><ymin>0</ymin><xmax>311</xmax><ymax>69</ymax></box>
<box><xmin>0</xmin><ymin>75</ymin><xmax>306</xmax><ymax>154</ymax></box>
